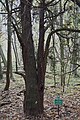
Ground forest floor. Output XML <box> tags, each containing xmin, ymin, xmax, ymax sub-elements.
<box><xmin>0</xmin><ymin>74</ymin><xmax>80</xmax><ymax>120</ymax></box>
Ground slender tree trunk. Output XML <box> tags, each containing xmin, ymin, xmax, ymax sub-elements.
<box><xmin>4</xmin><ymin>0</ymin><xmax>14</xmax><ymax>90</ymax></box>
<box><xmin>52</xmin><ymin>35</ymin><xmax>56</xmax><ymax>86</ymax></box>
<box><xmin>72</xmin><ymin>4</ymin><xmax>78</xmax><ymax>77</ymax></box>
<box><xmin>4</xmin><ymin>11</ymin><xmax>11</xmax><ymax>90</ymax></box>
<box><xmin>51</xmin><ymin>18</ymin><xmax>56</xmax><ymax>87</ymax></box>
<box><xmin>72</xmin><ymin>40</ymin><xmax>78</xmax><ymax>76</ymax></box>
<box><xmin>37</xmin><ymin>0</ymin><xmax>45</xmax><ymax>113</ymax></box>
<box><xmin>0</xmin><ymin>55</ymin><xmax>3</xmax><ymax>80</ymax></box>
<box><xmin>0</xmin><ymin>45</ymin><xmax>7</xmax><ymax>67</ymax></box>
<box><xmin>60</xmin><ymin>0</ymin><xmax>65</xmax><ymax>87</ymax></box>
<box><xmin>10</xmin><ymin>46</ymin><xmax>14</xmax><ymax>80</ymax></box>
<box><xmin>12</xmin><ymin>31</ymin><xmax>18</xmax><ymax>72</ymax></box>
<box><xmin>14</xmin><ymin>32</ymin><xmax>18</xmax><ymax>72</ymax></box>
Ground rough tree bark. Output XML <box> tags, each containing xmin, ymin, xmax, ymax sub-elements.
<box><xmin>37</xmin><ymin>0</ymin><xmax>45</xmax><ymax>113</ymax></box>
<box><xmin>20</xmin><ymin>0</ymin><xmax>44</xmax><ymax>115</ymax></box>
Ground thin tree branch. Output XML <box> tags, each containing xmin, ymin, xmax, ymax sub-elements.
<box><xmin>44</xmin><ymin>28</ymin><xmax>80</xmax><ymax>71</ymax></box>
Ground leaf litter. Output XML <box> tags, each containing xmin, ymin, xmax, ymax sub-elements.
<box><xmin>0</xmin><ymin>79</ymin><xmax>80</xmax><ymax>120</ymax></box>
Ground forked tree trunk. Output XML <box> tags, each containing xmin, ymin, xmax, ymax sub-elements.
<box><xmin>21</xmin><ymin>0</ymin><xmax>44</xmax><ymax>115</ymax></box>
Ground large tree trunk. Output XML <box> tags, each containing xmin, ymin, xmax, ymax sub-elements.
<box><xmin>20</xmin><ymin>0</ymin><xmax>43</xmax><ymax>115</ymax></box>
